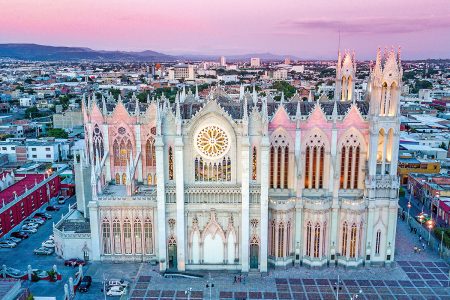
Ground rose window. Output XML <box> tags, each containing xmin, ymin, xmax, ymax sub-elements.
<box><xmin>195</xmin><ymin>126</ymin><xmax>229</xmax><ymax>158</ymax></box>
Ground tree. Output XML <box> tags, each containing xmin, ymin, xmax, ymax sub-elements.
<box><xmin>271</xmin><ymin>81</ymin><xmax>297</xmax><ymax>99</ymax></box>
<box><xmin>25</xmin><ymin>107</ymin><xmax>42</xmax><ymax>119</ymax></box>
<box><xmin>108</xmin><ymin>88</ymin><xmax>121</xmax><ymax>100</ymax></box>
<box><xmin>45</xmin><ymin>128</ymin><xmax>68</xmax><ymax>139</ymax></box>
<box><xmin>412</xmin><ymin>80</ymin><xmax>433</xmax><ymax>93</ymax></box>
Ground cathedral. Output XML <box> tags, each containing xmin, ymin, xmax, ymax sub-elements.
<box><xmin>70</xmin><ymin>48</ymin><xmax>402</xmax><ymax>273</ymax></box>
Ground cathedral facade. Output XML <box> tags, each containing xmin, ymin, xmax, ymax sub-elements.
<box><xmin>73</xmin><ymin>49</ymin><xmax>402</xmax><ymax>273</ymax></box>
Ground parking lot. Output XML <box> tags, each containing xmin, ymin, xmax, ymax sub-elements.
<box><xmin>0</xmin><ymin>196</ymin><xmax>78</xmax><ymax>298</ymax></box>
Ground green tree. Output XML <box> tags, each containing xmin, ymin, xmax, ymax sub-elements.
<box><xmin>45</xmin><ymin>128</ymin><xmax>68</xmax><ymax>139</ymax></box>
<box><xmin>271</xmin><ymin>81</ymin><xmax>297</xmax><ymax>100</ymax></box>
<box><xmin>412</xmin><ymin>80</ymin><xmax>433</xmax><ymax>93</ymax></box>
<box><xmin>25</xmin><ymin>107</ymin><xmax>42</xmax><ymax>119</ymax></box>
<box><xmin>108</xmin><ymin>88</ymin><xmax>121</xmax><ymax>100</ymax></box>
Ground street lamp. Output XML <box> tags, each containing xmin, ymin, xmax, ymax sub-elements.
<box><xmin>333</xmin><ymin>275</ymin><xmax>343</xmax><ymax>300</ymax></box>
<box><xmin>407</xmin><ymin>201</ymin><xmax>412</xmax><ymax>225</ymax></box>
<box><xmin>427</xmin><ymin>220</ymin><xmax>434</xmax><ymax>245</ymax></box>
<box><xmin>206</xmin><ymin>281</ymin><xmax>215</xmax><ymax>300</ymax></box>
<box><xmin>185</xmin><ymin>287</ymin><xmax>192</xmax><ymax>300</ymax></box>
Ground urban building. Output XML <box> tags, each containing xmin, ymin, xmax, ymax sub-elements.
<box><xmin>250</xmin><ymin>57</ymin><xmax>261</xmax><ymax>68</ymax></box>
<box><xmin>0</xmin><ymin>172</ymin><xmax>61</xmax><ymax>238</ymax></box>
<box><xmin>397</xmin><ymin>156</ymin><xmax>440</xmax><ymax>185</ymax></box>
<box><xmin>168</xmin><ymin>64</ymin><xmax>195</xmax><ymax>81</ymax></box>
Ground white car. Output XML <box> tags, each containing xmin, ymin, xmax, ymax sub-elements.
<box><xmin>0</xmin><ymin>241</ymin><xmax>17</xmax><ymax>248</ymax></box>
<box><xmin>21</xmin><ymin>227</ymin><xmax>37</xmax><ymax>233</ymax></box>
<box><xmin>6</xmin><ymin>237</ymin><xmax>21</xmax><ymax>244</ymax></box>
<box><xmin>107</xmin><ymin>279</ymin><xmax>129</xmax><ymax>288</ymax></box>
<box><xmin>106</xmin><ymin>286</ymin><xmax>126</xmax><ymax>296</ymax></box>
<box><xmin>32</xmin><ymin>218</ymin><xmax>45</xmax><ymax>225</ymax></box>
<box><xmin>42</xmin><ymin>240</ymin><xmax>55</xmax><ymax>248</ymax></box>
<box><xmin>23</xmin><ymin>222</ymin><xmax>39</xmax><ymax>229</ymax></box>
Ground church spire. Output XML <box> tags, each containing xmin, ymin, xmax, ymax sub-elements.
<box><xmin>296</xmin><ymin>100</ymin><xmax>301</xmax><ymax>120</ymax></box>
<box><xmin>195</xmin><ymin>84</ymin><xmax>200</xmax><ymax>101</ymax></box>
<box><xmin>102</xmin><ymin>95</ymin><xmax>107</xmax><ymax>116</ymax></box>
<box><xmin>175</xmin><ymin>92</ymin><xmax>182</xmax><ymax>135</ymax></box>
<box><xmin>133</xmin><ymin>93</ymin><xmax>140</xmax><ymax>116</ymax></box>
<box><xmin>239</xmin><ymin>83</ymin><xmax>245</xmax><ymax>101</ymax></box>
<box><xmin>308</xmin><ymin>89</ymin><xmax>313</xmax><ymax>102</ymax></box>
<box><xmin>252</xmin><ymin>84</ymin><xmax>257</xmax><ymax>104</ymax></box>
<box><xmin>332</xmin><ymin>99</ymin><xmax>338</xmax><ymax>121</ymax></box>
<box><xmin>280</xmin><ymin>91</ymin><xmax>285</xmax><ymax>105</ymax></box>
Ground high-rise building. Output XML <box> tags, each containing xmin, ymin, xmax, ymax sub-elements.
<box><xmin>220</xmin><ymin>56</ymin><xmax>227</xmax><ymax>67</ymax></box>
<box><xmin>250</xmin><ymin>57</ymin><xmax>261</xmax><ymax>67</ymax></box>
<box><xmin>57</xmin><ymin>48</ymin><xmax>402</xmax><ymax>273</ymax></box>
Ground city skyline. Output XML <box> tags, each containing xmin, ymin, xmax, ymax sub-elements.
<box><xmin>1</xmin><ymin>0</ymin><xmax>450</xmax><ymax>59</ymax></box>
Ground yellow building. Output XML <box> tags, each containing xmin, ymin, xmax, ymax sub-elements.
<box><xmin>398</xmin><ymin>156</ymin><xmax>440</xmax><ymax>185</ymax></box>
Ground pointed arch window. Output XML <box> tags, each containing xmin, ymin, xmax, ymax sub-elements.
<box><xmin>134</xmin><ymin>218</ymin><xmax>142</xmax><ymax>254</ymax></box>
<box><xmin>113</xmin><ymin>141</ymin><xmax>120</xmax><ymax>166</ymax></box>
<box><xmin>314</xmin><ymin>223</ymin><xmax>321</xmax><ymax>258</ymax></box>
<box><xmin>306</xmin><ymin>222</ymin><xmax>312</xmax><ymax>257</ymax></box>
<box><xmin>144</xmin><ymin>219</ymin><xmax>153</xmax><ymax>254</ymax></box>
<box><xmin>358</xmin><ymin>222</ymin><xmax>364</xmax><ymax>257</ymax></box>
<box><xmin>312</xmin><ymin>147</ymin><xmax>317</xmax><ymax>188</ymax></box>
<box><xmin>112</xmin><ymin>219</ymin><xmax>121</xmax><ymax>254</ymax></box>
<box><xmin>115</xmin><ymin>173</ymin><xmax>120</xmax><ymax>185</ymax></box>
<box><xmin>375</xmin><ymin>230</ymin><xmax>381</xmax><ymax>255</ymax></box>
<box><xmin>93</xmin><ymin>125</ymin><xmax>104</xmax><ymax>165</ymax></box>
<box><xmin>252</xmin><ymin>146</ymin><xmax>257</xmax><ymax>181</ymax></box>
<box><xmin>354</xmin><ymin>146</ymin><xmax>360</xmax><ymax>189</ymax></box>
<box><xmin>122</xmin><ymin>173</ymin><xmax>127</xmax><ymax>185</ymax></box>
<box><xmin>284</xmin><ymin>147</ymin><xmax>289</xmax><ymax>188</ymax></box>
<box><xmin>304</xmin><ymin>147</ymin><xmax>310</xmax><ymax>188</ymax></box>
<box><xmin>286</xmin><ymin>221</ymin><xmax>291</xmax><ymax>256</ymax></box>
<box><xmin>346</xmin><ymin>146</ymin><xmax>353</xmax><ymax>188</ymax></box>
<box><xmin>277</xmin><ymin>146</ymin><xmax>282</xmax><ymax>188</ymax></box>
<box><xmin>168</xmin><ymin>146</ymin><xmax>174</xmax><ymax>180</ymax></box>
<box><xmin>278</xmin><ymin>222</ymin><xmax>284</xmax><ymax>257</ymax></box>
<box><xmin>341</xmin><ymin>222</ymin><xmax>348</xmax><ymax>257</ymax></box>
<box><xmin>270</xmin><ymin>147</ymin><xmax>275</xmax><ymax>188</ymax></box>
<box><xmin>319</xmin><ymin>146</ymin><xmax>324</xmax><ymax>188</ymax></box>
<box><xmin>146</xmin><ymin>137</ymin><xmax>156</xmax><ymax>167</ymax></box>
<box><xmin>102</xmin><ymin>219</ymin><xmax>111</xmax><ymax>255</ymax></box>
<box><xmin>350</xmin><ymin>223</ymin><xmax>357</xmax><ymax>258</ymax></box>
<box><xmin>147</xmin><ymin>174</ymin><xmax>152</xmax><ymax>185</ymax></box>
<box><xmin>340</xmin><ymin>147</ymin><xmax>346</xmax><ymax>189</ymax></box>
<box><xmin>123</xmin><ymin>219</ymin><xmax>132</xmax><ymax>254</ymax></box>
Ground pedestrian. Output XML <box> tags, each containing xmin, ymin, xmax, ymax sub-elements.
<box><xmin>419</xmin><ymin>235</ymin><xmax>422</xmax><ymax>242</ymax></box>
<box><xmin>422</xmin><ymin>243</ymin><xmax>425</xmax><ymax>250</ymax></box>
<box><xmin>234</xmin><ymin>275</ymin><xmax>237</xmax><ymax>284</ymax></box>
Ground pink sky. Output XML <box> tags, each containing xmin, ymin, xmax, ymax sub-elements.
<box><xmin>1</xmin><ymin>0</ymin><xmax>449</xmax><ymax>59</ymax></box>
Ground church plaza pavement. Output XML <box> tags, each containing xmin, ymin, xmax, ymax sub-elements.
<box><xmin>114</xmin><ymin>218</ymin><xmax>450</xmax><ymax>300</ymax></box>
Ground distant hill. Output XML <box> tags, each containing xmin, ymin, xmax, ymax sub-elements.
<box><xmin>179</xmin><ymin>52</ymin><xmax>300</xmax><ymax>62</ymax></box>
<box><xmin>0</xmin><ymin>44</ymin><xmax>176</xmax><ymax>61</ymax></box>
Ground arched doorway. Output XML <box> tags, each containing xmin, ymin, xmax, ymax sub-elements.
<box><xmin>250</xmin><ymin>243</ymin><xmax>259</xmax><ymax>269</ymax></box>
<box><xmin>168</xmin><ymin>236</ymin><xmax>177</xmax><ymax>270</ymax></box>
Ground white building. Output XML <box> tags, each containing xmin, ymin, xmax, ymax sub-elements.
<box><xmin>250</xmin><ymin>58</ymin><xmax>261</xmax><ymax>68</ymax></box>
<box><xmin>19</xmin><ymin>96</ymin><xmax>36</xmax><ymax>107</ymax></box>
<box><xmin>168</xmin><ymin>64</ymin><xmax>195</xmax><ymax>81</ymax></box>
<box><xmin>220</xmin><ymin>56</ymin><xmax>227</xmax><ymax>67</ymax></box>
<box><xmin>57</xmin><ymin>49</ymin><xmax>402</xmax><ymax>273</ymax></box>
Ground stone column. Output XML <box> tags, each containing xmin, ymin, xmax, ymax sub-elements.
<box><xmin>259</xmin><ymin>136</ymin><xmax>269</xmax><ymax>272</ymax></box>
<box><xmin>155</xmin><ymin>137</ymin><xmax>167</xmax><ymax>271</ymax></box>
<box><xmin>381</xmin><ymin>135</ymin><xmax>388</xmax><ymax>175</ymax></box>
<box><xmin>241</xmin><ymin>136</ymin><xmax>250</xmax><ymax>272</ymax></box>
<box><xmin>386</xmin><ymin>201</ymin><xmax>398</xmax><ymax>261</ymax></box>
<box><xmin>368</xmin><ymin>130</ymin><xmax>378</xmax><ymax>176</ymax></box>
<box><xmin>88</xmin><ymin>201</ymin><xmax>100</xmax><ymax>260</ymax></box>
<box><xmin>389</xmin><ymin>132</ymin><xmax>400</xmax><ymax>175</ymax></box>
<box><xmin>175</xmin><ymin>137</ymin><xmax>185</xmax><ymax>271</ymax></box>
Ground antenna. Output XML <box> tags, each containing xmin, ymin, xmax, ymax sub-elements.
<box><xmin>338</xmin><ymin>29</ymin><xmax>341</xmax><ymax>54</ymax></box>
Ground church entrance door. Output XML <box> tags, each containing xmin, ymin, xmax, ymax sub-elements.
<box><xmin>168</xmin><ymin>245</ymin><xmax>177</xmax><ymax>270</ymax></box>
<box><xmin>250</xmin><ymin>244</ymin><xmax>259</xmax><ymax>269</ymax></box>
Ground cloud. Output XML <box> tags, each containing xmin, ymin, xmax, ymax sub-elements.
<box><xmin>280</xmin><ymin>15</ymin><xmax>450</xmax><ymax>34</ymax></box>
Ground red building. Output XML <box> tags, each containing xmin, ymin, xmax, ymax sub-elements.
<box><xmin>0</xmin><ymin>174</ymin><xmax>61</xmax><ymax>238</ymax></box>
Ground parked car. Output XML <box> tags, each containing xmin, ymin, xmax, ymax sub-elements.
<box><xmin>64</xmin><ymin>258</ymin><xmax>86</xmax><ymax>267</ymax></box>
<box><xmin>107</xmin><ymin>279</ymin><xmax>129</xmax><ymax>288</ymax></box>
<box><xmin>46</xmin><ymin>205</ymin><xmax>60</xmax><ymax>211</ymax></box>
<box><xmin>21</xmin><ymin>227</ymin><xmax>37</xmax><ymax>234</ymax></box>
<box><xmin>5</xmin><ymin>267</ymin><xmax>22</xmax><ymax>276</ymax></box>
<box><xmin>5</xmin><ymin>237</ymin><xmax>21</xmax><ymax>243</ymax></box>
<box><xmin>416</xmin><ymin>213</ymin><xmax>431</xmax><ymax>224</ymax></box>
<box><xmin>106</xmin><ymin>286</ymin><xmax>126</xmax><ymax>296</ymax></box>
<box><xmin>34</xmin><ymin>247</ymin><xmax>54</xmax><ymax>255</ymax></box>
<box><xmin>31</xmin><ymin>218</ymin><xmax>45</xmax><ymax>225</ymax></box>
<box><xmin>78</xmin><ymin>276</ymin><xmax>92</xmax><ymax>292</ymax></box>
<box><xmin>58</xmin><ymin>196</ymin><xmax>66</xmax><ymax>204</ymax></box>
<box><xmin>23</xmin><ymin>222</ymin><xmax>39</xmax><ymax>228</ymax></box>
<box><xmin>34</xmin><ymin>213</ymin><xmax>52</xmax><ymax>219</ymax></box>
<box><xmin>0</xmin><ymin>241</ymin><xmax>17</xmax><ymax>248</ymax></box>
<box><xmin>11</xmin><ymin>231</ymin><xmax>29</xmax><ymax>239</ymax></box>
<box><xmin>42</xmin><ymin>240</ymin><xmax>55</xmax><ymax>248</ymax></box>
